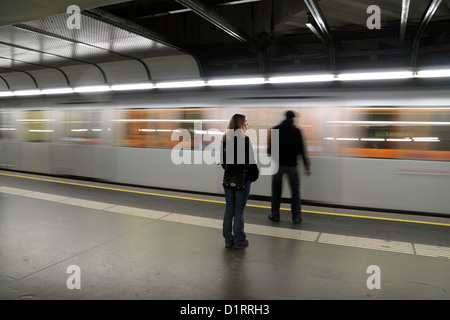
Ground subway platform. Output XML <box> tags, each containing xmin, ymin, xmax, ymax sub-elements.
<box><xmin>1</xmin><ymin>169</ymin><xmax>449</xmax><ymax>303</ymax></box>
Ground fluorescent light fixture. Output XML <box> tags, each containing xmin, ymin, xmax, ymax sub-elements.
<box><xmin>155</xmin><ymin>80</ymin><xmax>205</xmax><ymax>89</ymax></box>
<box><xmin>17</xmin><ymin>118</ymin><xmax>55</xmax><ymax>122</ymax></box>
<box><xmin>115</xmin><ymin>119</ymin><xmax>227</xmax><ymax>123</ymax></box>
<box><xmin>42</xmin><ymin>88</ymin><xmax>74</xmax><ymax>95</ymax></box>
<box><xmin>194</xmin><ymin>130</ymin><xmax>225</xmax><ymax>134</ymax></box>
<box><xmin>207</xmin><ymin>77</ymin><xmax>266</xmax><ymax>86</ymax></box>
<box><xmin>269</xmin><ymin>74</ymin><xmax>335</xmax><ymax>83</ymax></box>
<box><xmin>338</xmin><ymin>71</ymin><xmax>413</xmax><ymax>81</ymax></box>
<box><xmin>74</xmin><ymin>85</ymin><xmax>111</xmax><ymax>93</ymax></box>
<box><xmin>327</xmin><ymin>120</ymin><xmax>450</xmax><ymax>126</ymax></box>
<box><xmin>415</xmin><ymin>69</ymin><xmax>450</xmax><ymax>78</ymax></box>
<box><xmin>2</xmin><ymin>67</ymin><xmax>450</xmax><ymax>100</ymax></box>
<box><xmin>110</xmin><ymin>83</ymin><xmax>154</xmax><ymax>91</ymax></box>
<box><xmin>361</xmin><ymin>138</ymin><xmax>386</xmax><ymax>142</ymax></box>
<box><xmin>322</xmin><ymin>137</ymin><xmax>441</xmax><ymax>142</ymax></box>
<box><xmin>28</xmin><ymin>129</ymin><xmax>54</xmax><ymax>132</ymax></box>
<box><xmin>413</xmin><ymin>137</ymin><xmax>440</xmax><ymax>142</ymax></box>
<box><xmin>138</xmin><ymin>128</ymin><xmax>176</xmax><ymax>133</ymax></box>
<box><xmin>14</xmin><ymin>89</ymin><xmax>42</xmax><ymax>96</ymax></box>
<box><xmin>336</xmin><ymin>138</ymin><xmax>359</xmax><ymax>141</ymax></box>
<box><xmin>387</xmin><ymin>138</ymin><xmax>412</xmax><ymax>142</ymax></box>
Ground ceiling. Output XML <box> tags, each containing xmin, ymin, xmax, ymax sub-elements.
<box><xmin>99</xmin><ymin>0</ymin><xmax>450</xmax><ymax>76</ymax></box>
<box><xmin>0</xmin><ymin>0</ymin><xmax>128</xmax><ymax>26</ymax></box>
<box><xmin>0</xmin><ymin>0</ymin><xmax>450</xmax><ymax>87</ymax></box>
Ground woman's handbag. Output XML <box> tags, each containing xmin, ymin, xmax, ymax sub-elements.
<box><xmin>222</xmin><ymin>167</ymin><xmax>246</xmax><ymax>191</ymax></box>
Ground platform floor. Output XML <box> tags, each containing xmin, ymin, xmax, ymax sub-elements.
<box><xmin>0</xmin><ymin>170</ymin><xmax>449</xmax><ymax>302</ymax></box>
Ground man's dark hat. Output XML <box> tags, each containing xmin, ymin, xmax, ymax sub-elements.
<box><xmin>285</xmin><ymin>110</ymin><xmax>296</xmax><ymax>119</ymax></box>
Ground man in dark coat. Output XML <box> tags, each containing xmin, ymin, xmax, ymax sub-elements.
<box><xmin>268</xmin><ymin>110</ymin><xmax>311</xmax><ymax>224</ymax></box>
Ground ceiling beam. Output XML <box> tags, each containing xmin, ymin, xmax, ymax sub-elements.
<box><xmin>399</xmin><ymin>0</ymin><xmax>411</xmax><ymax>44</ymax></box>
<box><xmin>175</xmin><ymin>0</ymin><xmax>266</xmax><ymax>74</ymax></box>
<box><xmin>304</xmin><ymin>0</ymin><xmax>335</xmax><ymax>71</ymax></box>
<box><xmin>411</xmin><ymin>0</ymin><xmax>442</xmax><ymax>69</ymax></box>
<box><xmin>0</xmin><ymin>67</ymin><xmax>39</xmax><ymax>88</ymax></box>
<box><xmin>85</xmin><ymin>8</ymin><xmax>204</xmax><ymax>77</ymax></box>
<box><xmin>0</xmin><ymin>39</ymin><xmax>108</xmax><ymax>83</ymax></box>
<box><xmin>0</xmin><ymin>55</ymin><xmax>71</xmax><ymax>86</ymax></box>
<box><xmin>14</xmin><ymin>22</ymin><xmax>152</xmax><ymax>81</ymax></box>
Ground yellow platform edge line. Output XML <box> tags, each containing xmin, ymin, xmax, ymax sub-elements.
<box><xmin>1</xmin><ymin>172</ymin><xmax>449</xmax><ymax>227</ymax></box>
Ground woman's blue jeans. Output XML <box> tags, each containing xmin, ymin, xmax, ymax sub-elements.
<box><xmin>223</xmin><ymin>181</ymin><xmax>251</xmax><ymax>247</ymax></box>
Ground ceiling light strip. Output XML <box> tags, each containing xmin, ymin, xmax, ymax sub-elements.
<box><xmin>0</xmin><ymin>68</ymin><xmax>450</xmax><ymax>97</ymax></box>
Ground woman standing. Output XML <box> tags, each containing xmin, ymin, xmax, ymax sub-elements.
<box><xmin>221</xmin><ymin>114</ymin><xmax>259</xmax><ymax>249</ymax></box>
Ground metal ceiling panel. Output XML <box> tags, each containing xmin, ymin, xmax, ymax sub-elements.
<box><xmin>0</xmin><ymin>7</ymin><xmax>201</xmax><ymax>89</ymax></box>
<box><xmin>0</xmin><ymin>58</ymin><xmax>46</xmax><ymax>72</ymax></box>
<box><xmin>0</xmin><ymin>0</ymin><xmax>130</xmax><ymax>27</ymax></box>
<box><xmin>0</xmin><ymin>25</ymin><xmax>130</xmax><ymax>64</ymax></box>
<box><xmin>21</xmin><ymin>13</ymin><xmax>181</xmax><ymax>58</ymax></box>
<box><xmin>0</xmin><ymin>44</ymin><xmax>77</xmax><ymax>68</ymax></box>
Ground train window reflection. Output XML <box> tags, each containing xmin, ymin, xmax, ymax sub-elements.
<box><xmin>115</xmin><ymin>109</ymin><xmax>221</xmax><ymax>148</ymax></box>
<box><xmin>326</xmin><ymin>108</ymin><xmax>450</xmax><ymax>160</ymax></box>
<box><xmin>16</xmin><ymin>111</ymin><xmax>54</xmax><ymax>142</ymax></box>
<box><xmin>60</xmin><ymin>110</ymin><xmax>105</xmax><ymax>144</ymax></box>
<box><xmin>0</xmin><ymin>111</ymin><xmax>15</xmax><ymax>140</ymax></box>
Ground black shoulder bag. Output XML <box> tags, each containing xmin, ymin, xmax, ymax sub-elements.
<box><xmin>222</xmin><ymin>166</ymin><xmax>246</xmax><ymax>191</ymax></box>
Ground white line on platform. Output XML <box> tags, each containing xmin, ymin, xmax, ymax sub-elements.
<box><xmin>1</xmin><ymin>186</ymin><xmax>449</xmax><ymax>259</ymax></box>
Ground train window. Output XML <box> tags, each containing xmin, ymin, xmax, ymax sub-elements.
<box><xmin>16</xmin><ymin>110</ymin><xmax>54</xmax><ymax>142</ymax></box>
<box><xmin>0</xmin><ymin>111</ymin><xmax>15</xmax><ymax>140</ymax></box>
<box><xmin>192</xmin><ymin>109</ymin><xmax>227</xmax><ymax>150</ymax></box>
<box><xmin>237</xmin><ymin>107</ymin><xmax>274</xmax><ymax>153</ymax></box>
<box><xmin>326</xmin><ymin>108</ymin><xmax>450</xmax><ymax>160</ymax></box>
<box><xmin>115</xmin><ymin>109</ymin><xmax>186</xmax><ymax>148</ymax></box>
<box><xmin>295</xmin><ymin>108</ymin><xmax>325</xmax><ymax>155</ymax></box>
<box><xmin>109</xmin><ymin>106</ymin><xmax>448</xmax><ymax>160</ymax></box>
<box><xmin>430</xmin><ymin>110</ymin><xmax>450</xmax><ymax>153</ymax></box>
<box><xmin>237</xmin><ymin>107</ymin><xmax>324</xmax><ymax>155</ymax></box>
<box><xmin>60</xmin><ymin>110</ymin><xmax>105</xmax><ymax>144</ymax></box>
<box><xmin>114</xmin><ymin>108</ymin><xmax>229</xmax><ymax>149</ymax></box>
<box><xmin>115</xmin><ymin>109</ymin><xmax>152</xmax><ymax>147</ymax></box>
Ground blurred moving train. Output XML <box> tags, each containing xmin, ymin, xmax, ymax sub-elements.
<box><xmin>0</xmin><ymin>81</ymin><xmax>449</xmax><ymax>215</ymax></box>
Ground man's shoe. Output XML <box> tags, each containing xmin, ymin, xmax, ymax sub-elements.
<box><xmin>225</xmin><ymin>242</ymin><xmax>234</xmax><ymax>249</ymax></box>
<box><xmin>234</xmin><ymin>240</ymin><xmax>249</xmax><ymax>249</ymax></box>
<box><xmin>268</xmin><ymin>214</ymin><xmax>280</xmax><ymax>222</ymax></box>
<box><xmin>293</xmin><ymin>218</ymin><xmax>302</xmax><ymax>224</ymax></box>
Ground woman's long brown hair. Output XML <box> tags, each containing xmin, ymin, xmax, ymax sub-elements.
<box><xmin>226</xmin><ymin>113</ymin><xmax>246</xmax><ymax>130</ymax></box>
<box><xmin>223</xmin><ymin>113</ymin><xmax>246</xmax><ymax>141</ymax></box>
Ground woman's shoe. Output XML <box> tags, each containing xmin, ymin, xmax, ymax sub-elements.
<box><xmin>234</xmin><ymin>240</ymin><xmax>249</xmax><ymax>249</ymax></box>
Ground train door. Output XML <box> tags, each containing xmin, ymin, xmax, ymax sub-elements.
<box><xmin>53</xmin><ymin>109</ymin><xmax>106</xmax><ymax>177</ymax></box>
<box><xmin>0</xmin><ymin>110</ymin><xmax>17</xmax><ymax>169</ymax></box>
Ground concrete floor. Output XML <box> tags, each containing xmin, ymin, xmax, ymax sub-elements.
<box><xmin>0</xmin><ymin>170</ymin><xmax>449</xmax><ymax>303</ymax></box>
